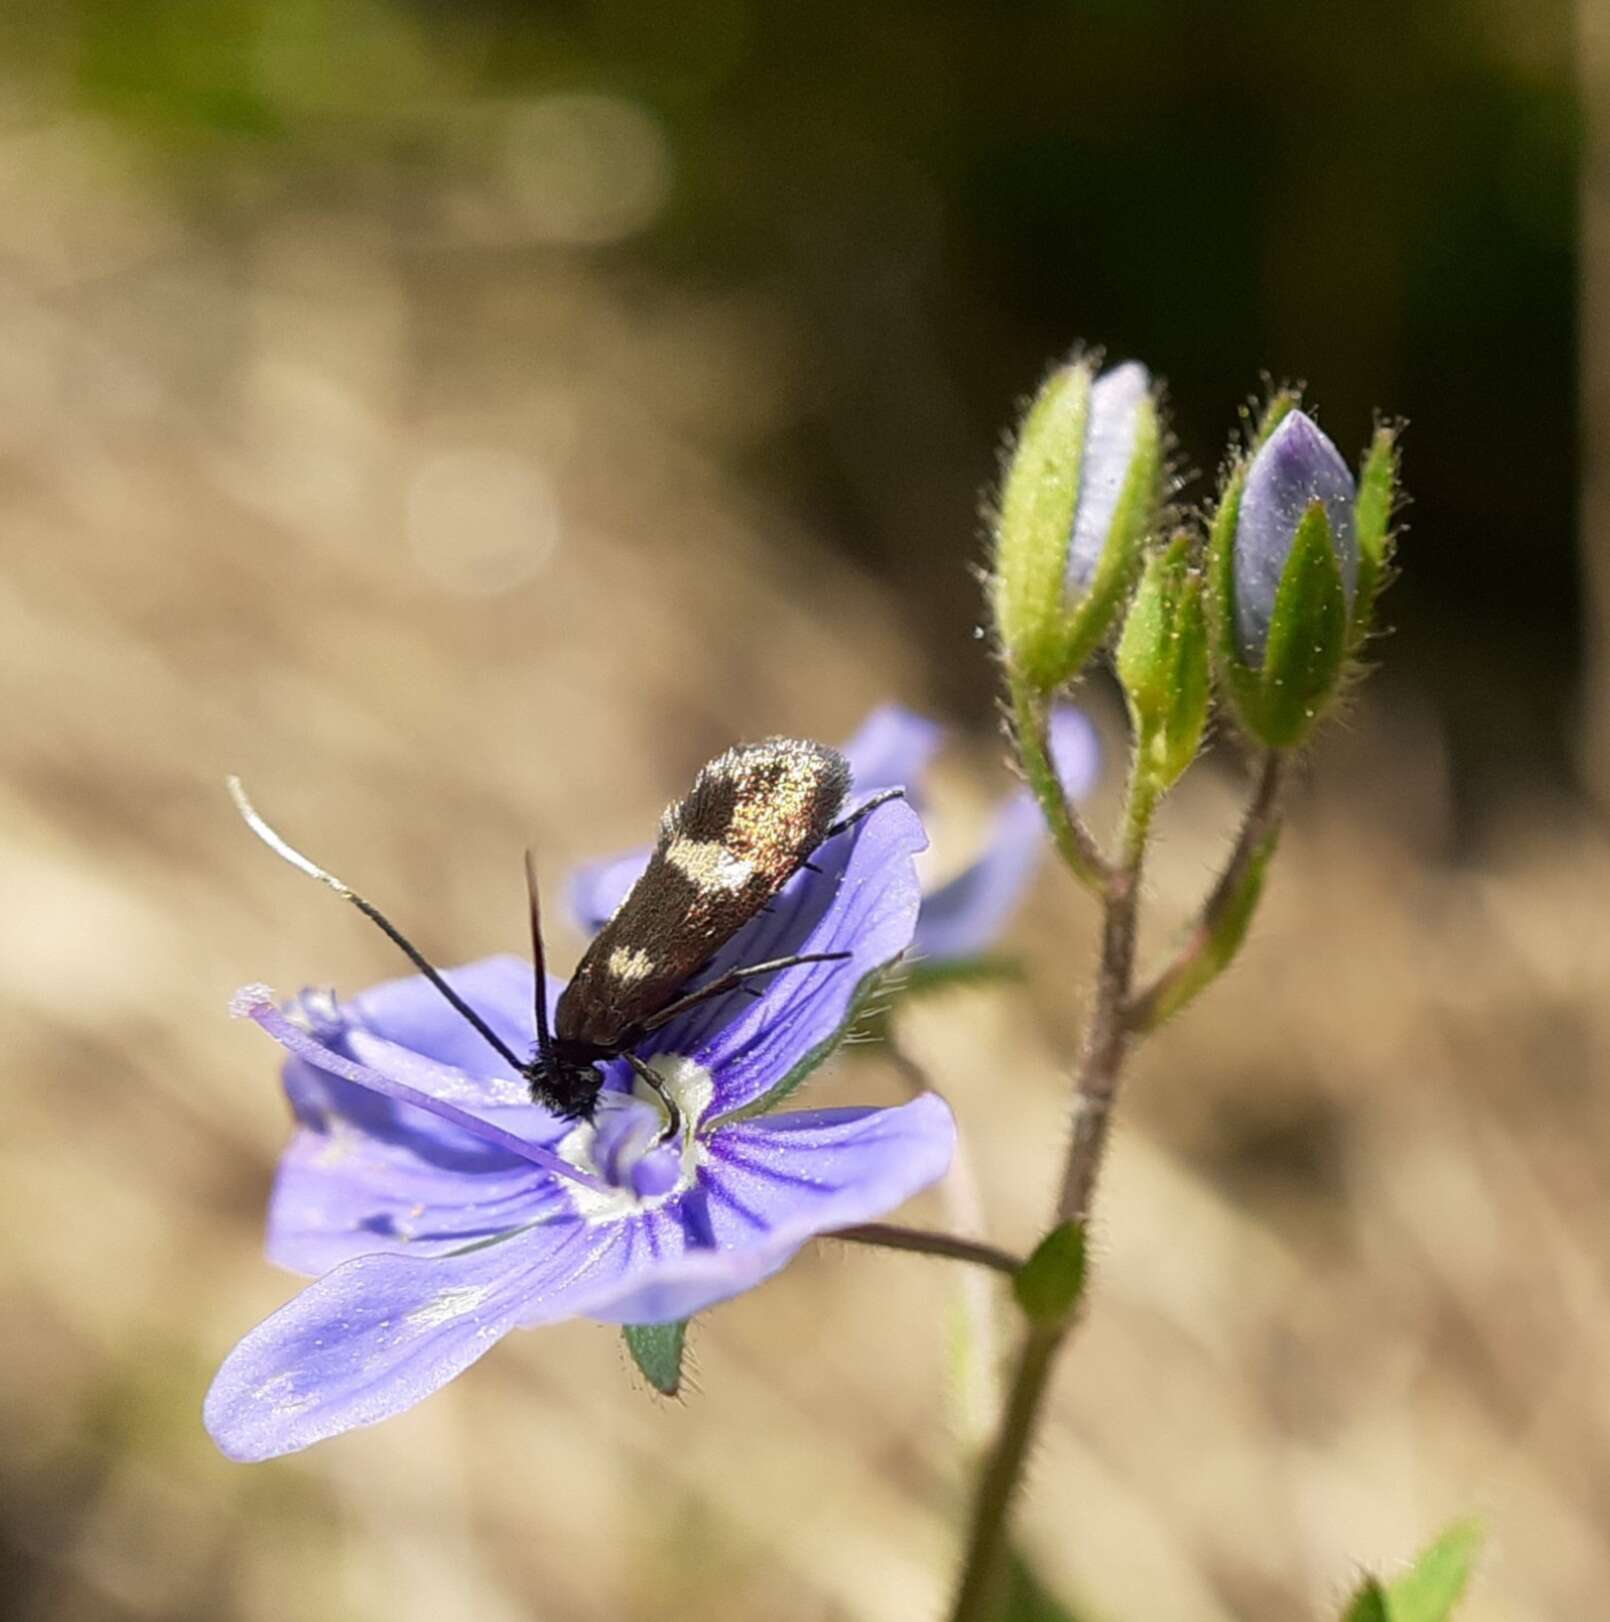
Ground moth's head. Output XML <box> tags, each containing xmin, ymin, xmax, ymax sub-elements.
<box><xmin>524</xmin><ymin>1053</ymin><xmax>606</xmax><ymax>1121</ymax></box>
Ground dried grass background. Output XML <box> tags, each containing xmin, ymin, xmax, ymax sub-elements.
<box><xmin>3</xmin><ymin>36</ymin><xmax>1605</xmax><ymax>1622</ymax></box>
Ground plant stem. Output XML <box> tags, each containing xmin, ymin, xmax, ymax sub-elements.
<box><xmin>947</xmin><ymin>1319</ymin><xmax>1063</xmax><ymax>1622</ymax></box>
<box><xmin>1053</xmin><ymin>765</ymin><xmax>1154</xmax><ymax>1224</ymax></box>
<box><xmin>949</xmin><ymin>757</ymin><xmax>1156</xmax><ymax>1619</ymax></box>
<box><xmin>1125</xmin><ymin>749</ymin><xmax>1285</xmax><ymax>1033</ymax></box>
<box><xmin>832</xmin><ymin>1223</ymin><xmax>1023</xmax><ymax>1278</ymax></box>
<box><xmin>1009</xmin><ymin>677</ymin><xmax>1109</xmax><ymax>891</ymax></box>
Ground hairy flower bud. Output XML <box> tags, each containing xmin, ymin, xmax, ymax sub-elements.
<box><xmin>992</xmin><ymin>357</ymin><xmax>1162</xmax><ymax>692</ymax></box>
<box><xmin>1231</xmin><ymin>410</ymin><xmax>1357</xmax><ymax>665</ymax></box>
<box><xmin>1116</xmin><ymin>532</ymin><xmax>1210</xmax><ymax>793</ymax></box>
<box><xmin>1209</xmin><ymin>402</ymin><xmax>1366</xmax><ymax>749</ymax></box>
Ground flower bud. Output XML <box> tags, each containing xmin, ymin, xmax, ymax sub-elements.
<box><xmin>992</xmin><ymin>357</ymin><xmax>1162</xmax><ymax>692</ymax></box>
<box><xmin>1232</xmin><ymin>409</ymin><xmax>1357</xmax><ymax>663</ymax></box>
<box><xmin>1116</xmin><ymin>532</ymin><xmax>1210</xmax><ymax>793</ymax></box>
<box><xmin>1210</xmin><ymin>405</ymin><xmax>1357</xmax><ymax>749</ymax></box>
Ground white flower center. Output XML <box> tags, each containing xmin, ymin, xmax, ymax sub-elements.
<box><xmin>557</xmin><ymin>1054</ymin><xmax>713</xmax><ymax>1225</ymax></box>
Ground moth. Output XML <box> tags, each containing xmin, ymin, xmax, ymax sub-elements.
<box><xmin>230</xmin><ymin>738</ymin><xmax>897</xmax><ymax>1139</ymax></box>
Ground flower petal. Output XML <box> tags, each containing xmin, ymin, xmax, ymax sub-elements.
<box><xmin>210</xmin><ymin>1095</ymin><xmax>952</xmax><ymax>1456</ymax></box>
<box><xmin>910</xmin><ymin>706</ymin><xmax>1097</xmax><ymax>962</ymax></box>
<box><xmin>206</xmin><ymin>1215</ymin><xmax>628</xmax><ymax>1460</ymax></box>
<box><xmin>267</xmin><ymin>1064</ymin><xmax>567</xmax><ymax>1275</ymax></box>
<box><xmin>913</xmin><ymin>790</ymin><xmax>1045</xmax><ymax>962</ymax></box>
<box><xmin>640</xmin><ymin>795</ymin><xmax>926</xmax><ymax>1117</ymax></box>
<box><xmin>346</xmin><ymin>955</ymin><xmax>539</xmax><ymax>1083</ymax></box>
<box><xmin>245</xmin><ymin>996</ymin><xmax>601</xmax><ymax>1187</ymax></box>
<box><xmin>569</xmin><ymin>847</ymin><xmax>650</xmax><ymax>937</ymax></box>
<box><xmin>1046</xmin><ymin>704</ymin><xmax>1101</xmax><ymax>802</ymax></box>
<box><xmin>1066</xmin><ymin>360</ymin><xmax>1152</xmax><ymax>591</ymax></box>
<box><xmin>838</xmin><ymin>705</ymin><xmax>944</xmax><ymax>800</ymax></box>
<box><xmin>593</xmin><ymin>1091</ymin><xmax>956</xmax><ymax>1323</ymax></box>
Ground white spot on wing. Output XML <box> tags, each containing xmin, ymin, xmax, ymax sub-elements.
<box><xmin>607</xmin><ymin>944</ymin><xmax>656</xmax><ymax>982</ymax></box>
<box><xmin>666</xmin><ymin>839</ymin><xmax>755</xmax><ymax>892</ymax></box>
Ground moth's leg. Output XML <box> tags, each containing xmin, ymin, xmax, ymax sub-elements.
<box><xmin>639</xmin><ymin>951</ymin><xmax>851</xmax><ymax>1033</ymax></box>
<box><xmin>625</xmin><ymin>1051</ymin><xmax>683</xmax><ymax>1144</ymax></box>
<box><xmin>824</xmin><ymin>786</ymin><xmax>904</xmax><ymax>841</ymax></box>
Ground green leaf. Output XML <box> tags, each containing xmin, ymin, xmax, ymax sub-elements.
<box><xmin>623</xmin><ymin>1321</ymin><xmax>688</xmax><ymax>1396</ymax></box>
<box><xmin>1385</xmin><ymin>1519</ymin><xmax>1482</xmax><ymax>1622</ymax></box>
<box><xmin>1012</xmin><ymin>1221</ymin><xmax>1087</xmax><ymax>1327</ymax></box>
<box><xmin>1254</xmin><ymin>499</ymin><xmax>1348</xmax><ymax>748</ymax></box>
<box><xmin>1341</xmin><ymin>1577</ymin><xmax>1390</xmax><ymax>1622</ymax></box>
<box><xmin>1000</xmin><ymin>1548</ymin><xmax>1089</xmax><ymax>1621</ymax></box>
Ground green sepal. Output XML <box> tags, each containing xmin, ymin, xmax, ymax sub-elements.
<box><xmin>1385</xmin><ymin>1519</ymin><xmax>1482</xmax><ymax>1622</ymax></box>
<box><xmin>849</xmin><ymin>956</ymin><xmax>1025</xmax><ymax>1047</ymax></box>
<box><xmin>623</xmin><ymin>1320</ymin><xmax>688</xmax><ymax>1396</ymax></box>
<box><xmin>900</xmin><ymin>954</ymin><xmax>1024</xmax><ymax>995</ymax></box>
<box><xmin>1251</xmin><ymin>500</ymin><xmax>1348</xmax><ymax>747</ymax></box>
<box><xmin>1352</xmin><ymin>424</ymin><xmax>1399</xmax><ymax>642</ymax></box>
<box><xmin>1012</xmin><ymin>1220</ymin><xmax>1087</xmax><ymax>1327</ymax></box>
<box><xmin>992</xmin><ymin>363</ymin><xmax>1092</xmax><ymax>690</ymax></box>
<box><xmin>1341</xmin><ymin>1578</ymin><xmax>1391</xmax><ymax>1622</ymax></box>
<box><xmin>1047</xmin><ymin>393</ymin><xmax>1161</xmax><ymax>687</ymax></box>
<box><xmin>1117</xmin><ymin>531</ymin><xmax>1210</xmax><ymax>794</ymax></box>
<box><xmin>1252</xmin><ymin>388</ymin><xmax>1300</xmax><ymax>445</ymax></box>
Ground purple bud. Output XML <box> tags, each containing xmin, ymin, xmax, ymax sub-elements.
<box><xmin>1065</xmin><ymin>361</ymin><xmax>1152</xmax><ymax>591</ymax></box>
<box><xmin>1232</xmin><ymin>410</ymin><xmax>1357</xmax><ymax>664</ymax></box>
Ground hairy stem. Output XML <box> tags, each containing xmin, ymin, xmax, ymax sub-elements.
<box><xmin>1054</xmin><ymin>761</ymin><xmax>1154</xmax><ymax>1225</ymax></box>
<box><xmin>831</xmin><ymin>1223</ymin><xmax>1023</xmax><ymax>1278</ymax></box>
<box><xmin>947</xmin><ymin>1319</ymin><xmax>1063</xmax><ymax>1622</ymax></box>
<box><xmin>1126</xmin><ymin>749</ymin><xmax>1285</xmax><ymax>1033</ymax></box>
<box><xmin>949</xmin><ymin>756</ymin><xmax>1155</xmax><ymax>1619</ymax></box>
<box><xmin>1009</xmin><ymin>677</ymin><xmax>1109</xmax><ymax>891</ymax></box>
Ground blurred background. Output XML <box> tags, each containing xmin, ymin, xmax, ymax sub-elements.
<box><xmin>1</xmin><ymin>1</ymin><xmax>1600</xmax><ymax>1618</ymax></box>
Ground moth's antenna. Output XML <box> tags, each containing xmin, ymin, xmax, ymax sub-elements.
<box><xmin>228</xmin><ymin>776</ymin><xmax>528</xmax><ymax>1077</ymax></box>
<box><xmin>523</xmin><ymin>849</ymin><xmax>554</xmax><ymax>1061</ymax></box>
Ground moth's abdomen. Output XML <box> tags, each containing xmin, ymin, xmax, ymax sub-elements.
<box><xmin>555</xmin><ymin>738</ymin><xmax>850</xmax><ymax>1050</ymax></box>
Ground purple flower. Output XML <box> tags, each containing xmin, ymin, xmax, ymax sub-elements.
<box><xmin>1232</xmin><ymin>409</ymin><xmax>1358</xmax><ymax>665</ymax></box>
<box><xmin>206</xmin><ymin>794</ymin><xmax>953</xmax><ymax>1461</ymax></box>
<box><xmin>571</xmin><ymin>704</ymin><xmax>1099</xmax><ymax>970</ymax></box>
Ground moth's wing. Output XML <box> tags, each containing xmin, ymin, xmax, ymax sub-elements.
<box><xmin>555</xmin><ymin>740</ymin><xmax>850</xmax><ymax>1050</ymax></box>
